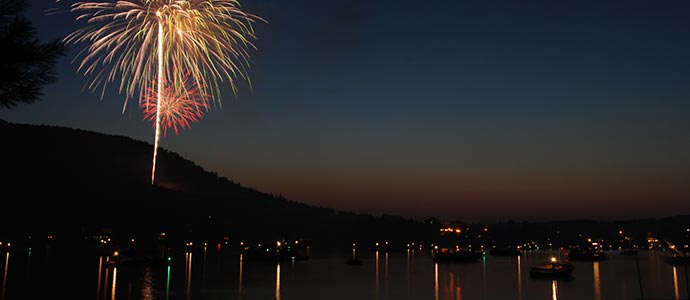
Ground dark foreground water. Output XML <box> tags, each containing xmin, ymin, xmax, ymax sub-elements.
<box><xmin>0</xmin><ymin>247</ymin><xmax>687</xmax><ymax>300</ymax></box>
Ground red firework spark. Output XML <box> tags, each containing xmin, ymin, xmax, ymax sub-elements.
<box><xmin>142</xmin><ymin>80</ymin><xmax>209</xmax><ymax>136</ymax></box>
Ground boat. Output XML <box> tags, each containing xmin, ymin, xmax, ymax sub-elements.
<box><xmin>529</xmin><ymin>257</ymin><xmax>575</xmax><ymax>278</ymax></box>
<box><xmin>432</xmin><ymin>250</ymin><xmax>483</xmax><ymax>262</ymax></box>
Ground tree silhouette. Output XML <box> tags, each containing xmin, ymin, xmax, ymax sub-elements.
<box><xmin>0</xmin><ymin>0</ymin><xmax>65</xmax><ymax>109</ymax></box>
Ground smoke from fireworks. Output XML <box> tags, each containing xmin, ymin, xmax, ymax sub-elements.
<box><xmin>64</xmin><ymin>0</ymin><xmax>265</xmax><ymax>184</ymax></box>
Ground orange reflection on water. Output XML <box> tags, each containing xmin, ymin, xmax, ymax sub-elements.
<box><xmin>239</xmin><ymin>254</ymin><xmax>243</xmax><ymax>300</ymax></box>
<box><xmin>203</xmin><ymin>247</ymin><xmax>207</xmax><ymax>282</ymax></box>
<box><xmin>434</xmin><ymin>263</ymin><xmax>439</xmax><ymax>300</ymax></box>
<box><xmin>551</xmin><ymin>279</ymin><xmax>559</xmax><ymax>300</ymax></box>
<box><xmin>111</xmin><ymin>267</ymin><xmax>117</xmax><ymax>300</ymax></box>
<box><xmin>185</xmin><ymin>252</ymin><xmax>193</xmax><ymax>300</ymax></box>
<box><xmin>673</xmin><ymin>266</ymin><xmax>680</xmax><ymax>300</ymax></box>
<box><xmin>142</xmin><ymin>268</ymin><xmax>154</xmax><ymax>300</ymax></box>
<box><xmin>1</xmin><ymin>252</ymin><xmax>9</xmax><ymax>300</ymax></box>
<box><xmin>103</xmin><ymin>267</ymin><xmax>109</xmax><ymax>300</ymax></box>
<box><xmin>385</xmin><ymin>252</ymin><xmax>389</xmax><ymax>294</ymax></box>
<box><xmin>517</xmin><ymin>255</ymin><xmax>522</xmax><ymax>300</ymax></box>
<box><xmin>593</xmin><ymin>262</ymin><xmax>601</xmax><ymax>300</ymax></box>
<box><xmin>96</xmin><ymin>256</ymin><xmax>103</xmax><ymax>300</ymax></box>
<box><xmin>275</xmin><ymin>263</ymin><xmax>281</xmax><ymax>300</ymax></box>
<box><xmin>446</xmin><ymin>271</ymin><xmax>462</xmax><ymax>300</ymax></box>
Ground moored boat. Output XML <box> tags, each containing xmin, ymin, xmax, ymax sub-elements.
<box><xmin>529</xmin><ymin>257</ymin><xmax>575</xmax><ymax>278</ymax></box>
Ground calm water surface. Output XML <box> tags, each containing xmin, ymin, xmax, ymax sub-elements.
<box><xmin>0</xmin><ymin>247</ymin><xmax>687</xmax><ymax>300</ymax></box>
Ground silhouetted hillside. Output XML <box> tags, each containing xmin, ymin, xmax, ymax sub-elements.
<box><xmin>0</xmin><ymin>119</ymin><xmax>438</xmax><ymax>247</ymax></box>
<box><xmin>2</xmin><ymin>120</ymin><xmax>688</xmax><ymax>252</ymax></box>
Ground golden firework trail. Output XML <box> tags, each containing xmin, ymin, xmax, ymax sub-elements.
<box><xmin>64</xmin><ymin>0</ymin><xmax>265</xmax><ymax>184</ymax></box>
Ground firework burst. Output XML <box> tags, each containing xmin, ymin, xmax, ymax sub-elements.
<box><xmin>142</xmin><ymin>75</ymin><xmax>209</xmax><ymax>137</ymax></box>
<box><xmin>64</xmin><ymin>0</ymin><xmax>265</xmax><ymax>184</ymax></box>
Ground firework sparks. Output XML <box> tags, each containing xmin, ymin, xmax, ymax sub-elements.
<box><xmin>64</xmin><ymin>0</ymin><xmax>265</xmax><ymax>184</ymax></box>
<box><xmin>142</xmin><ymin>75</ymin><xmax>209</xmax><ymax>137</ymax></box>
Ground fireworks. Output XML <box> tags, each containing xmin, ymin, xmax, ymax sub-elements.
<box><xmin>64</xmin><ymin>0</ymin><xmax>265</xmax><ymax>184</ymax></box>
<box><xmin>142</xmin><ymin>75</ymin><xmax>209</xmax><ymax>137</ymax></box>
<box><xmin>65</xmin><ymin>0</ymin><xmax>263</xmax><ymax>108</ymax></box>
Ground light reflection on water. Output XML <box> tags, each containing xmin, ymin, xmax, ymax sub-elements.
<box><xmin>103</xmin><ymin>262</ymin><xmax>109</xmax><ymax>300</ymax></box>
<box><xmin>482</xmin><ymin>255</ymin><xmax>486</xmax><ymax>296</ymax></box>
<box><xmin>445</xmin><ymin>269</ymin><xmax>462</xmax><ymax>300</ymax></box>
<box><xmin>166</xmin><ymin>265</ymin><xmax>171</xmax><ymax>300</ymax></box>
<box><xmin>2</xmin><ymin>252</ymin><xmax>9</xmax><ymax>300</ymax></box>
<box><xmin>237</xmin><ymin>254</ymin><xmax>242</xmax><ymax>300</ymax></box>
<box><xmin>517</xmin><ymin>255</ymin><xmax>522</xmax><ymax>300</ymax></box>
<box><xmin>111</xmin><ymin>267</ymin><xmax>117</xmax><ymax>300</ymax></box>
<box><xmin>593</xmin><ymin>261</ymin><xmax>601</xmax><ymax>300</ymax></box>
<box><xmin>434</xmin><ymin>262</ymin><xmax>438</xmax><ymax>300</ymax></box>
<box><xmin>142</xmin><ymin>268</ymin><xmax>154</xmax><ymax>300</ymax></box>
<box><xmin>673</xmin><ymin>266</ymin><xmax>679</xmax><ymax>300</ymax></box>
<box><xmin>384</xmin><ymin>252</ymin><xmax>388</xmax><ymax>290</ymax></box>
<box><xmin>96</xmin><ymin>256</ymin><xmax>102</xmax><ymax>300</ymax></box>
<box><xmin>0</xmin><ymin>249</ymin><xmax>687</xmax><ymax>300</ymax></box>
<box><xmin>184</xmin><ymin>252</ymin><xmax>192</xmax><ymax>300</ymax></box>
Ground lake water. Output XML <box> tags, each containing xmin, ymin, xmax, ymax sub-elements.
<box><xmin>0</xmin><ymin>247</ymin><xmax>687</xmax><ymax>300</ymax></box>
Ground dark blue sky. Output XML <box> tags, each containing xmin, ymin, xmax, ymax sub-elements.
<box><xmin>4</xmin><ymin>0</ymin><xmax>690</xmax><ymax>221</ymax></box>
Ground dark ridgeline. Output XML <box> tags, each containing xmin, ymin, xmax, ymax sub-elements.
<box><xmin>0</xmin><ymin>120</ymin><xmax>439</xmax><ymax>250</ymax></box>
<box><xmin>1</xmin><ymin>120</ymin><xmax>689</xmax><ymax>256</ymax></box>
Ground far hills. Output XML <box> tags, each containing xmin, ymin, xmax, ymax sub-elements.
<box><xmin>0</xmin><ymin>119</ymin><xmax>437</xmax><ymax>247</ymax></box>
<box><xmin>1</xmin><ymin>119</ymin><xmax>688</xmax><ymax>250</ymax></box>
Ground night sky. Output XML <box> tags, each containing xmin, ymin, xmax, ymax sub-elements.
<box><xmin>3</xmin><ymin>0</ymin><xmax>690</xmax><ymax>221</ymax></box>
